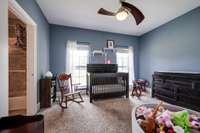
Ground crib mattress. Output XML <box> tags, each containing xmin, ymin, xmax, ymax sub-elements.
<box><xmin>92</xmin><ymin>84</ymin><xmax>125</xmax><ymax>94</ymax></box>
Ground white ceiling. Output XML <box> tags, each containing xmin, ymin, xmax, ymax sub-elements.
<box><xmin>36</xmin><ymin>0</ymin><xmax>200</xmax><ymax>36</ymax></box>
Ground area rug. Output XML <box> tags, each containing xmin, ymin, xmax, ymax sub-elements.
<box><xmin>41</xmin><ymin>97</ymin><xmax>134</xmax><ymax>133</ymax></box>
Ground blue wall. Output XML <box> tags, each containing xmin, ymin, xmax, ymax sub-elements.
<box><xmin>16</xmin><ymin>0</ymin><xmax>50</xmax><ymax>101</ymax></box>
<box><xmin>139</xmin><ymin>7</ymin><xmax>200</xmax><ymax>83</ymax></box>
<box><xmin>17</xmin><ymin>0</ymin><xmax>50</xmax><ymax>78</ymax></box>
<box><xmin>50</xmin><ymin>25</ymin><xmax>140</xmax><ymax>78</ymax></box>
<box><xmin>17</xmin><ymin>0</ymin><xmax>200</xmax><ymax>91</ymax></box>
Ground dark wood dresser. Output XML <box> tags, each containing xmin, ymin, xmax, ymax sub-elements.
<box><xmin>40</xmin><ymin>77</ymin><xmax>57</xmax><ymax>108</ymax></box>
<box><xmin>152</xmin><ymin>72</ymin><xmax>200</xmax><ymax>111</ymax></box>
<box><xmin>40</xmin><ymin>79</ymin><xmax>51</xmax><ymax>108</ymax></box>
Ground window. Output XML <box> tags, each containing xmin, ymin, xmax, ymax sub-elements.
<box><xmin>116</xmin><ymin>47</ymin><xmax>135</xmax><ymax>85</ymax></box>
<box><xmin>71</xmin><ymin>45</ymin><xmax>89</xmax><ymax>87</ymax></box>
<box><xmin>116</xmin><ymin>48</ymin><xmax>129</xmax><ymax>72</ymax></box>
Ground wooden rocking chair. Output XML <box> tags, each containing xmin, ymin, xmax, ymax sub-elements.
<box><xmin>58</xmin><ymin>73</ymin><xmax>84</xmax><ymax>108</ymax></box>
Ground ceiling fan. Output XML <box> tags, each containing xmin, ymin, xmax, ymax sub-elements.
<box><xmin>97</xmin><ymin>0</ymin><xmax>144</xmax><ymax>25</ymax></box>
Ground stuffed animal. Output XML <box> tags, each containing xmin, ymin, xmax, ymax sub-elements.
<box><xmin>156</xmin><ymin>110</ymin><xmax>173</xmax><ymax>128</ymax></box>
<box><xmin>189</xmin><ymin>114</ymin><xmax>200</xmax><ymax>129</ymax></box>
<box><xmin>190</xmin><ymin>120</ymin><xmax>200</xmax><ymax>129</ymax></box>
<box><xmin>166</xmin><ymin>129</ymin><xmax>174</xmax><ymax>133</ymax></box>
<box><xmin>173</xmin><ymin>126</ymin><xmax>184</xmax><ymax>133</ymax></box>
<box><xmin>158</xmin><ymin>124</ymin><xmax>165</xmax><ymax>133</ymax></box>
<box><xmin>136</xmin><ymin>106</ymin><xmax>148</xmax><ymax>117</ymax></box>
<box><xmin>136</xmin><ymin>106</ymin><xmax>156</xmax><ymax>121</ymax></box>
<box><xmin>172</xmin><ymin>110</ymin><xmax>191</xmax><ymax>133</ymax></box>
<box><xmin>140</xmin><ymin>102</ymin><xmax>163</xmax><ymax>133</ymax></box>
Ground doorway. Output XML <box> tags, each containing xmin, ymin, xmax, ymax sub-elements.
<box><xmin>8</xmin><ymin>10</ymin><xmax>27</xmax><ymax>115</ymax></box>
<box><xmin>8</xmin><ymin>0</ymin><xmax>37</xmax><ymax>115</ymax></box>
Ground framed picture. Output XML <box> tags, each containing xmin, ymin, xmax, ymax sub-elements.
<box><xmin>107</xmin><ymin>40</ymin><xmax>114</xmax><ymax>48</ymax></box>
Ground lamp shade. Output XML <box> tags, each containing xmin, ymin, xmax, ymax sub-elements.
<box><xmin>116</xmin><ymin>10</ymin><xmax>128</xmax><ymax>21</ymax></box>
<box><xmin>45</xmin><ymin>71</ymin><xmax>53</xmax><ymax>79</ymax></box>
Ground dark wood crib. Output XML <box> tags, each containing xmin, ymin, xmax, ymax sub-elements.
<box><xmin>87</xmin><ymin>64</ymin><xmax>129</xmax><ymax>102</ymax></box>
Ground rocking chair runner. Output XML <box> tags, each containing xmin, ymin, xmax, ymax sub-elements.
<box><xmin>58</xmin><ymin>73</ymin><xmax>84</xmax><ymax>108</ymax></box>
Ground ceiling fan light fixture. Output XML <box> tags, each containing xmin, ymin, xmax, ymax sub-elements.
<box><xmin>116</xmin><ymin>10</ymin><xmax>128</xmax><ymax>21</ymax></box>
<box><xmin>97</xmin><ymin>1</ymin><xmax>144</xmax><ymax>25</ymax></box>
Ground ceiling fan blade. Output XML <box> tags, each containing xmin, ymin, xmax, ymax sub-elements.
<box><xmin>121</xmin><ymin>2</ymin><xmax>144</xmax><ymax>25</ymax></box>
<box><xmin>98</xmin><ymin>8</ymin><xmax>115</xmax><ymax>16</ymax></box>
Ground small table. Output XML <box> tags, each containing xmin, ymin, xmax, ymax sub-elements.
<box><xmin>132</xmin><ymin>80</ymin><xmax>148</xmax><ymax>97</ymax></box>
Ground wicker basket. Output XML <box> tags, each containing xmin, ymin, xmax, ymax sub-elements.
<box><xmin>132</xmin><ymin>103</ymin><xmax>200</xmax><ymax>133</ymax></box>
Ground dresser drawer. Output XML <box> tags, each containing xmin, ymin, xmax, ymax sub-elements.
<box><xmin>152</xmin><ymin>72</ymin><xmax>200</xmax><ymax>111</ymax></box>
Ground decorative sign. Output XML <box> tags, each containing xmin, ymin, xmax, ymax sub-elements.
<box><xmin>106</xmin><ymin>40</ymin><xmax>114</xmax><ymax>48</ymax></box>
<box><xmin>15</xmin><ymin>24</ymin><xmax>26</xmax><ymax>49</ymax></box>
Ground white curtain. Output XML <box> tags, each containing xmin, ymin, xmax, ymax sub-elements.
<box><xmin>128</xmin><ymin>46</ymin><xmax>135</xmax><ymax>85</ymax></box>
<box><xmin>66</xmin><ymin>40</ymin><xmax>77</xmax><ymax>73</ymax></box>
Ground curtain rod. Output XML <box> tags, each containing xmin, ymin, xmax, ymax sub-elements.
<box><xmin>77</xmin><ymin>41</ymin><xmax>90</xmax><ymax>44</ymax></box>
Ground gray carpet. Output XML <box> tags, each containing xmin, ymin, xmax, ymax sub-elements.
<box><xmin>41</xmin><ymin>96</ymin><xmax>134</xmax><ymax>133</ymax></box>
